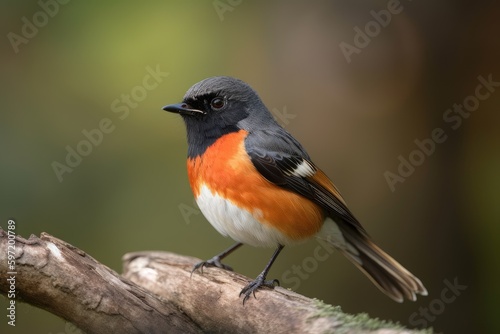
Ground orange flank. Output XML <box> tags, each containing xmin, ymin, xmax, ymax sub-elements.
<box><xmin>187</xmin><ymin>130</ymin><xmax>325</xmax><ymax>241</ymax></box>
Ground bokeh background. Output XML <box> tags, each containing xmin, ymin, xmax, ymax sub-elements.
<box><xmin>1</xmin><ymin>1</ymin><xmax>499</xmax><ymax>333</ymax></box>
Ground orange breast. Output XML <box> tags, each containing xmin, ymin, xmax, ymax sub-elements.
<box><xmin>187</xmin><ymin>130</ymin><xmax>325</xmax><ymax>241</ymax></box>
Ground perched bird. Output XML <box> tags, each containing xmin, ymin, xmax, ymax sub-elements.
<box><xmin>163</xmin><ymin>76</ymin><xmax>427</xmax><ymax>304</ymax></box>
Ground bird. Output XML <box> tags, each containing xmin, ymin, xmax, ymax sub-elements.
<box><xmin>162</xmin><ymin>76</ymin><xmax>427</xmax><ymax>304</ymax></box>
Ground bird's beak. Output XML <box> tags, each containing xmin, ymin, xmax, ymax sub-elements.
<box><xmin>162</xmin><ymin>103</ymin><xmax>206</xmax><ymax>116</ymax></box>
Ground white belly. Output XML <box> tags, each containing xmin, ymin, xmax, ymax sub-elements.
<box><xmin>196</xmin><ymin>184</ymin><xmax>297</xmax><ymax>247</ymax></box>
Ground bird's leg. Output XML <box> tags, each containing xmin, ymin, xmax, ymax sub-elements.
<box><xmin>240</xmin><ymin>244</ymin><xmax>284</xmax><ymax>305</ymax></box>
<box><xmin>192</xmin><ymin>242</ymin><xmax>243</xmax><ymax>275</ymax></box>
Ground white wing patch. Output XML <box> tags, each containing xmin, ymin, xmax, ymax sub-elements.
<box><xmin>289</xmin><ymin>159</ymin><xmax>316</xmax><ymax>177</ymax></box>
<box><xmin>196</xmin><ymin>184</ymin><xmax>298</xmax><ymax>247</ymax></box>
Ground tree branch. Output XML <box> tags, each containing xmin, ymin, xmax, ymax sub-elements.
<box><xmin>0</xmin><ymin>228</ymin><xmax>201</xmax><ymax>334</ymax></box>
<box><xmin>0</xmin><ymin>228</ymin><xmax>429</xmax><ymax>333</ymax></box>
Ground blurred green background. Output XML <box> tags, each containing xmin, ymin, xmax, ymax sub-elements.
<box><xmin>1</xmin><ymin>1</ymin><xmax>499</xmax><ymax>333</ymax></box>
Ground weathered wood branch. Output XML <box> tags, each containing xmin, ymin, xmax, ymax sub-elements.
<box><xmin>0</xmin><ymin>229</ymin><xmax>201</xmax><ymax>334</ymax></box>
<box><xmin>0</xmin><ymin>228</ymin><xmax>428</xmax><ymax>333</ymax></box>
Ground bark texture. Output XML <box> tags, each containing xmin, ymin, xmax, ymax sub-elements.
<box><xmin>0</xmin><ymin>229</ymin><xmax>429</xmax><ymax>334</ymax></box>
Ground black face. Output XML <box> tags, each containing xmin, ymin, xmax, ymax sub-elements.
<box><xmin>183</xmin><ymin>93</ymin><xmax>226</xmax><ymax>115</ymax></box>
<box><xmin>163</xmin><ymin>77</ymin><xmax>255</xmax><ymax>157</ymax></box>
<box><xmin>163</xmin><ymin>76</ymin><xmax>278</xmax><ymax>158</ymax></box>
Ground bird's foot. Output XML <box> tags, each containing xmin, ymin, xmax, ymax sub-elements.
<box><xmin>239</xmin><ymin>274</ymin><xmax>280</xmax><ymax>305</ymax></box>
<box><xmin>191</xmin><ymin>256</ymin><xmax>233</xmax><ymax>276</ymax></box>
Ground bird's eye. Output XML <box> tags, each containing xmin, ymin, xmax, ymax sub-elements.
<box><xmin>210</xmin><ymin>97</ymin><xmax>225</xmax><ymax>110</ymax></box>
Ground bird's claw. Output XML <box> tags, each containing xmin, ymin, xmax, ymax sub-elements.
<box><xmin>191</xmin><ymin>256</ymin><xmax>233</xmax><ymax>277</ymax></box>
<box><xmin>239</xmin><ymin>275</ymin><xmax>280</xmax><ymax>305</ymax></box>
